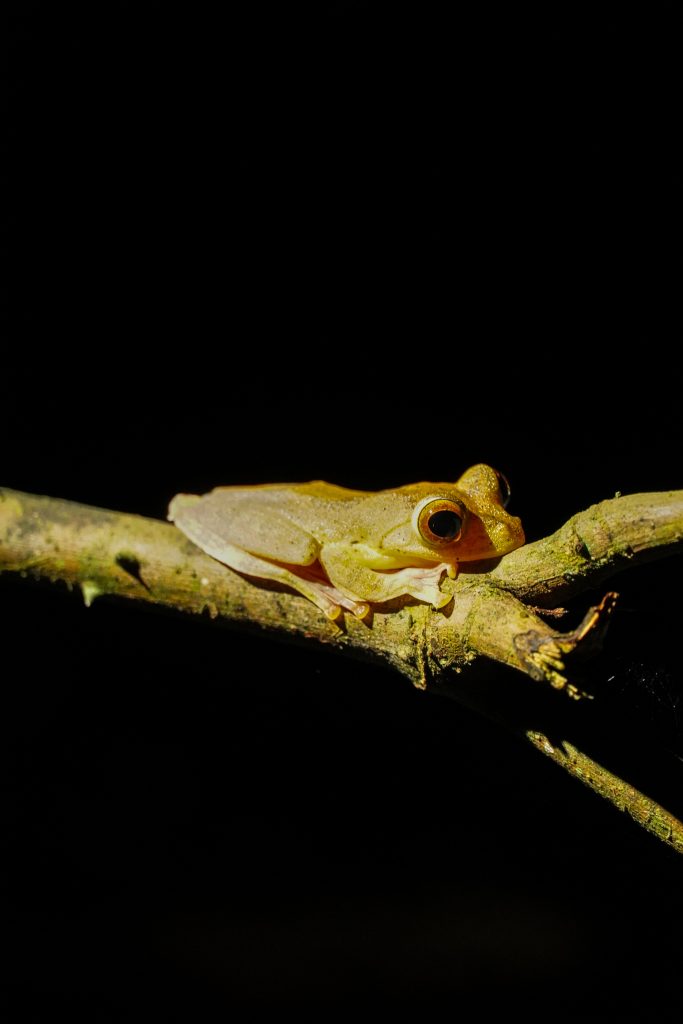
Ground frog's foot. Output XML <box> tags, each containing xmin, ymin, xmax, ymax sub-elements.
<box><xmin>313</xmin><ymin>584</ymin><xmax>370</xmax><ymax>620</ymax></box>
<box><xmin>386</xmin><ymin>563</ymin><xmax>455</xmax><ymax>609</ymax></box>
<box><xmin>294</xmin><ymin>565</ymin><xmax>371</xmax><ymax>619</ymax></box>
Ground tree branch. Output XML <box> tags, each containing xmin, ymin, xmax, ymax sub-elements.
<box><xmin>2</xmin><ymin>486</ymin><xmax>682</xmax><ymax>853</ymax></box>
<box><xmin>490</xmin><ymin>490</ymin><xmax>683</xmax><ymax>603</ymax></box>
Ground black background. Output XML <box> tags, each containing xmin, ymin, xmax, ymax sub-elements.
<box><xmin>4</xmin><ymin>2</ymin><xmax>682</xmax><ymax>1015</ymax></box>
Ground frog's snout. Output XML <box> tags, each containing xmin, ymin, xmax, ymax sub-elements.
<box><xmin>487</xmin><ymin>513</ymin><xmax>525</xmax><ymax>555</ymax></box>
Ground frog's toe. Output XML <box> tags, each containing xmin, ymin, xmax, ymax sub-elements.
<box><xmin>413</xmin><ymin>585</ymin><xmax>451</xmax><ymax>610</ymax></box>
<box><xmin>334</xmin><ymin>594</ymin><xmax>371</xmax><ymax>618</ymax></box>
<box><xmin>400</xmin><ymin>580</ymin><xmax>449</xmax><ymax>609</ymax></box>
<box><xmin>304</xmin><ymin>578</ymin><xmax>369</xmax><ymax>619</ymax></box>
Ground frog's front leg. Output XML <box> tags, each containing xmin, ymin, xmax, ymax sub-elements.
<box><xmin>319</xmin><ymin>544</ymin><xmax>454</xmax><ymax>610</ymax></box>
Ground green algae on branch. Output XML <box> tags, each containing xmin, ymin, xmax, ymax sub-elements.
<box><xmin>1</xmin><ymin>485</ymin><xmax>683</xmax><ymax>854</ymax></box>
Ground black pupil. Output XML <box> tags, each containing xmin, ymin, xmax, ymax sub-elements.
<box><xmin>427</xmin><ymin>510</ymin><xmax>462</xmax><ymax>541</ymax></box>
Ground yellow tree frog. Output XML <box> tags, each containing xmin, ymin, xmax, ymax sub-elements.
<box><xmin>168</xmin><ymin>463</ymin><xmax>524</xmax><ymax>620</ymax></box>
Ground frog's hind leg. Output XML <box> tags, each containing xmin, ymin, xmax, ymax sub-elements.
<box><xmin>170</xmin><ymin>496</ymin><xmax>363</xmax><ymax>618</ymax></box>
<box><xmin>192</xmin><ymin>540</ymin><xmax>367</xmax><ymax>620</ymax></box>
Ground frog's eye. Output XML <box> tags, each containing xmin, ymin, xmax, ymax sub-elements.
<box><xmin>414</xmin><ymin>498</ymin><xmax>467</xmax><ymax>546</ymax></box>
<box><xmin>494</xmin><ymin>469</ymin><xmax>512</xmax><ymax>509</ymax></box>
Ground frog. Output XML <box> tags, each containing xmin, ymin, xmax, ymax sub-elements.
<box><xmin>168</xmin><ymin>463</ymin><xmax>524</xmax><ymax>621</ymax></box>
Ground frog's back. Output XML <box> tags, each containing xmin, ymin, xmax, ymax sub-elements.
<box><xmin>180</xmin><ymin>480</ymin><xmax>367</xmax><ymax>540</ymax></box>
<box><xmin>180</xmin><ymin>480</ymin><xmax>416</xmax><ymax>546</ymax></box>
<box><xmin>245</xmin><ymin>480</ymin><xmax>373</xmax><ymax>538</ymax></box>
<box><xmin>287</xmin><ymin>480</ymin><xmax>370</xmax><ymax>500</ymax></box>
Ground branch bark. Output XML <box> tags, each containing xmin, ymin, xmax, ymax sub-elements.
<box><xmin>2</xmin><ymin>486</ymin><xmax>682</xmax><ymax>853</ymax></box>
